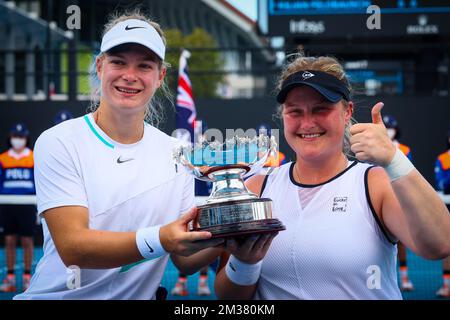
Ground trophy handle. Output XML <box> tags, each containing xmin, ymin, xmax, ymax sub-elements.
<box><xmin>243</xmin><ymin>135</ymin><xmax>278</xmax><ymax>179</ymax></box>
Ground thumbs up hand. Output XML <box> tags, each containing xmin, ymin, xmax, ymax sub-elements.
<box><xmin>349</xmin><ymin>102</ymin><xmax>397</xmax><ymax>167</ymax></box>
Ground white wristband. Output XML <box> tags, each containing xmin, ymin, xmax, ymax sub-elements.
<box><xmin>136</xmin><ymin>225</ymin><xmax>167</xmax><ymax>260</ymax></box>
<box><xmin>384</xmin><ymin>148</ymin><xmax>415</xmax><ymax>182</ymax></box>
<box><xmin>225</xmin><ymin>255</ymin><xmax>262</xmax><ymax>286</ymax></box>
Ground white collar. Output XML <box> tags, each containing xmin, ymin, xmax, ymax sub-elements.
<box><xmin>8</xmin><ymin>148</ymin><xmax>30</xmax><ymax>159</ymax></box>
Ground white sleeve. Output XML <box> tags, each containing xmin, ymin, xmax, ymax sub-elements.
<box><xmin>168</xmin><ymin>135</ymin><xmax>195</xmax><ymax>217</ymax></box>
<box><xmin>179</xmin><ymin>172</ymin><xmax>195</xmax><ymax>217</ymax></box>
<box><xmin>34</xmin><ymin>131</ymin><xmax>88</xmax><ymax>216</ymax></box>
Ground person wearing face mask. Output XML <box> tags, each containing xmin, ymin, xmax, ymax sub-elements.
<box><xmin>383</xmin><ymin>114</ymin><xmax>414</xmax><ymax>292</ymax></box>
<box><xmin>384</xmin><ymin>115</ymin><xmax>412</xmax><ymax>161</ymax></box>
<box><xmin>0</xmin><ymin>123</ymin><xmax>36</xmax><ymax>292</ymax></box>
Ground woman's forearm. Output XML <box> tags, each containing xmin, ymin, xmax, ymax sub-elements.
<box><xmin>171</xmin><ymin>247</ymin><xmax>222</xmax><ymax>275</ymax></box>
<box><xmin>392</xmin><ymin>170</ymin><xmax>450</xmax><ymax>259</ymax></box>
<box><xmin>58</xmin><ymin>229</ymin><xmax>143</xmax><ymax>269</ymax></box>
<box><xmin>214</xmin><ymin>268</ymin><xmax>257</xmax><ymax>300</ymax></box>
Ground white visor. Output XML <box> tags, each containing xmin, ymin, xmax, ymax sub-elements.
<box><xmin>100</xmin><ymin>19</ymin><xmax>165</xmax><ymax>60</ymax></box>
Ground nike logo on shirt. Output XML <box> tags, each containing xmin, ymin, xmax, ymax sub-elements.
<box><xmin>117</xmin><ymin>156</ymin><xmax>135</xmax><ymax>164</ymax></box>
<box><xmin>125</xmin><ymin>25</ymin><xmax>146</xmax><ymax>31</ymax></box>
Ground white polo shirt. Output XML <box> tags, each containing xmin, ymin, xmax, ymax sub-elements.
<box><xmin>15</xmin><ymin>113</ymin><xmax>194</xmax><ymax>300</ymax></box>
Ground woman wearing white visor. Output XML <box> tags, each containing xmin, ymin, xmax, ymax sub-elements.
<box><xmin>15</xmin><ymin>11</ymin><xmax>223</xmax><ymax>300</ymax></box>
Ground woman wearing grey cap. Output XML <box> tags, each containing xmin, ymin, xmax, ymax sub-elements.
<box><xmin>15</xmin><ymin>10</ymin><xmax>222</xmax><ymax>300</ymax></box>
<box><xmin>215</xmin><ymin>54</ymin><xmax>450</xmax><ymax>300</ymax></box>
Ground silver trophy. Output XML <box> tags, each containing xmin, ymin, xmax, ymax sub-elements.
<box><xmin>173</xmin><ymin>133</ymin><xmax>285</xmax><ymax>238</ymax></box>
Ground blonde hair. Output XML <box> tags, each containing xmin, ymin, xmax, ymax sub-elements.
<box><xmin>276</xmin><ymin>53</ymin><xmax>356</xmax><ymax>158</ymax></box>
<box><xmin>88</xmin><ymin>8</ymin><xmax>172</xmax><ymax>128</ymax></box>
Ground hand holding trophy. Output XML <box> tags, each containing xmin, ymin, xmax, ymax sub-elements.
<box><xmin>173</xmin><ymin>132</ymin><xmax>285</xmax><ymax>238</ymax></box>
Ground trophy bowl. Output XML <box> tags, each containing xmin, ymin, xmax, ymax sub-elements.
<box><xmin>173</xmin><ymin>134</ymin><xmax>285</xmax><ymax>238</ymax></box>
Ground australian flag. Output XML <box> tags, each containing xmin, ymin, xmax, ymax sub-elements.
<box><xmin>176</xmin><ymin>50</ymin><xmax>197</xmax><ymax>143</ymax></box>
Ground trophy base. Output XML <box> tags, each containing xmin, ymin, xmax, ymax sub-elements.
<box><xmin>193</xmin><ymin>218</ymin><xmax>286</xmax><ymax>238</ymax></box>
<box><xmin>193</xmin><ymin>197</ymin><xmax>285</xmax><ymax>238</ymax></box>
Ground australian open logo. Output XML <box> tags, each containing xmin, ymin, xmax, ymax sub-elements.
<box><xmin>332</xmin><ymin>197</ymin><xmax>348</xmax><ymax>213</ymax></box>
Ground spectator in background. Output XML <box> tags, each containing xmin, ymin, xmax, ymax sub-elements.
<box><xmin>53</xmin><ymin>110</ymin><xmax>73</xmax><ymax>126</ymax></box>
<box><xmin>383</xmin><ymin>114</ymin><xmax>414</xmax><ymax>292</ymax></box>
<box><xmin>435</xmin><ymin>126</ymin><xmax>450</xmax><ymax>298</ymax></box>
<box><xmin>384</xmin><ymin>115</ymin><xmax>412</xmax><ymax>160</ymax></box>
<box><xmin>0</xmin><ymin>123</ymin><xmax>36</xmax><ymax>292</ymax></box>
